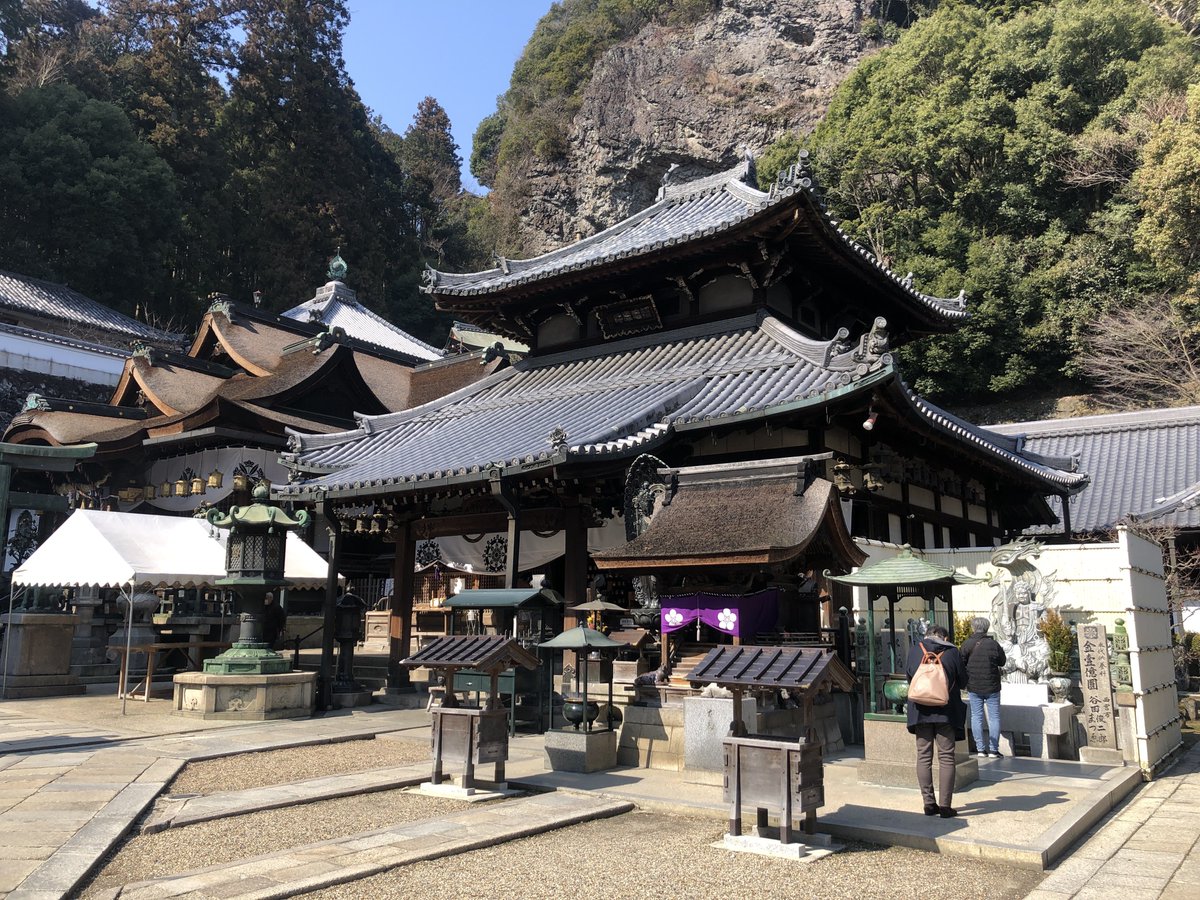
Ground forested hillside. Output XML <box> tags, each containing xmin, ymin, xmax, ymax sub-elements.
<box><xmin>0</xmin><ymin>0</ymin><xmax>487</xmax><ymax>342</ymax></box>
<box><xmin>763</xmin><ymin>0</ymin><xmax>1200</xmax><ymax>406</ymax></box>
<box><xmin>5</xmin><ymin>0</ymin><xmax>1200</xmax><ymax>409</ymax></box>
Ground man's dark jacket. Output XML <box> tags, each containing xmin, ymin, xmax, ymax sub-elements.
<box><xmin>904</xmin><ymin>635</ymin><xmax>968</xmax><ymax>739</ymax></box>
<box><xmin>960</xmin><ymin>633</ymin><xmax>1007</xmax><ymax>696</ymax></box>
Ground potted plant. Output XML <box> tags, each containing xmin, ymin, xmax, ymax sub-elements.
<box><xmin>1039</xmin><ymin>608</ymin><xmax>1074</xmax><ymax>702</ymax></box>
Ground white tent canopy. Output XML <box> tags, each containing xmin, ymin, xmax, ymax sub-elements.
<box><xmin>13</xmin><ymin>509</ymin><xmax>340</xmax><ymax>590</ymax></box>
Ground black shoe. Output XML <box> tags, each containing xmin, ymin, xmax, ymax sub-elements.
<box><xmin>989</xmin><ymin>750</ymin><xmax>1003</xmax><ymax>758</ymax></box>
<box><xmin>923</xmin><ymin>803</ymin><xmax>938</xmax><ymax>816</ymax></box>
<box><xmin>939</xmin><ymin>806</ymin><xmax>958</xmax><ymax>818</ymax></box>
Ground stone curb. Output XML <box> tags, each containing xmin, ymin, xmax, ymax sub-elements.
<box><xmin>141</xmin><ymin>763</ymin><xmax>430</xmax><ymax>834</ymax></box>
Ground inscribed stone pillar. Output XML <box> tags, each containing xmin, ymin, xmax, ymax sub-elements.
<box><xmin>387</xmin><ymin>522</ymin><xmax>416</xmax><ymax>692</ymax></box>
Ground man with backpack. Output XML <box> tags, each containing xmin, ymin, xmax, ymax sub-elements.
<box><xmin>904</xmin><ymin>623</ymin><xmax>968</xmax><ymax>818</ymax></box>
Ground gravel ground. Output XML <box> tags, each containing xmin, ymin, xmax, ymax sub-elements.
<box><xmin>79</xmin><ymin>788</ymin><xmax>467</xmax><ymax>898</ymax></box>
<box><xmin>299</xmin><ymin>810</ymin><xmax>1045</xmax><ymax>900</ymax></box>
<box><xmin>165</xmin><ymin>734</ymin><xmax>431</xmax><ymax>795</ymax></box>
<box><xmin>77</xmin><ymin>740</ymin><xmax>1045</xmax><ymax>900</ymax></box>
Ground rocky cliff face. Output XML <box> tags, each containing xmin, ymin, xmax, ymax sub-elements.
<box><xmin>511</xmin><ymin>0</ymin><xmax>873</xmax><ymax>253</ymax></box>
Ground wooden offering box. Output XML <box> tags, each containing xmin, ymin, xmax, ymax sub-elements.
<box><xmin>431</xmin><ymin>707</ymin><xmax>510</xmax><ymax>785</ymax></box>
<box><xmin>723</xmin><ymin>735</ymin><xmax>823</xmax><ymax>843</ymax></box>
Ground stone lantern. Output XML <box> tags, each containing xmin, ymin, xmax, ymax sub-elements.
<box><xmin>201</xmin><ymin>482</ymin><xmax>309</xmax><ymax>676</ymax></box>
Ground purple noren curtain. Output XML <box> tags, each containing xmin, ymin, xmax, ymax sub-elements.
<box><xmin>660</xmin><ymin>589</ymin><xmax>779</xmax><ymax>640</ymax></box>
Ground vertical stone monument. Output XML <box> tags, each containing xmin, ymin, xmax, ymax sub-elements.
<box><xmin>1077</xmin><ymin>623</ymin><xmax>1121</xmax><ymax>765</ymax></box>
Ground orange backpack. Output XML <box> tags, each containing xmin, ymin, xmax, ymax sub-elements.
<box><xmin>908</xmin><ymin>641</ymin><xmax>950</xmax><ymax>705</ymax></box>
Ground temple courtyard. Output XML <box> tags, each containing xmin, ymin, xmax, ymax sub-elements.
<box><xmin>0</xmin><ymin>693</ymin><xmax>1196</xmax><ymax>899</ymax></box>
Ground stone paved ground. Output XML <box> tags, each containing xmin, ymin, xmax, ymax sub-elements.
<box><xmin>0</xmin><ymin>702</ymin><xmax>430</xmax><ymax>899</ymax></box>
<box><xmin>1026</xmin><ymin>742</ymin><xmax>1200</xmax><ymax>900</ymax></box>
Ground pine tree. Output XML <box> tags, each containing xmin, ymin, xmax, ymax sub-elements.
<box><xmin>219</xmin><ymin>0</ymin><xmax>414</xmax><ymax>321</ymax></box>
<box><xmin>91</xmin><ymin>0</ymin><xmax>233</xmax><ymax>319</ymax></box>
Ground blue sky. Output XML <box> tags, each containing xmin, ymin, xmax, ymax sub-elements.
<box><xmin>343</xmin><ymin>1</ymin><xmax>553</xmax><ymax>193</ymax></box>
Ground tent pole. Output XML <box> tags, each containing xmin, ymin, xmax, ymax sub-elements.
<box><xmin>2</xmin><ymin>585</ymin><xmax>25</xmax><ymax>699</ymax></box>
<box><xmin>121</xmin><ymin>583</ymin><xmax>134</xmax><ymax>716</ymax></box>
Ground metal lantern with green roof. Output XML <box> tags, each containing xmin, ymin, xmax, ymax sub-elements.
<box><xmin>202</xmin><ymin>482</ymin><xmax>310</xmax><ymax>675</ymax></box>
<box><xmin>826</xmin><ymin>544</ymin><xmax>979</xmax><ymax>714</ymax></box>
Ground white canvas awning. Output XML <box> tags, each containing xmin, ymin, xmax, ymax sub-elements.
<box><xmin>12</xmin><ymin>509</ymin><xmax>340</xmax><ymax>590</ymax></box>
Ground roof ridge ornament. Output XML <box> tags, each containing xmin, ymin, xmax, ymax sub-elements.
<box><xmin>327</xmin><ymin>250</ymin><xmax>348</xmax><ymax>282</ymax></box>
<box><xmin>548</xmin><ymin>427</ymin><xmax>569</xmax><ymax>454</ymax></box>
<box><xmin>23</xmin><ymin>393</ymin><xmax>50</xmax><ymax>412</ymax></box>
<box><xmin>770</xmin><ymin>148</ymin><xmax>815</xmax><ymax>199</ymax></box>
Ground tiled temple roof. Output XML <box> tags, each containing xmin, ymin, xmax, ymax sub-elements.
<box><xmin>282</xmin><ymin>281</ymin><xmax>441</xmax><ymax>361</ymax></box>
<box><xmin>990</xmin><ymin>406</ymin><xmax>1200</xmax><ymax>532</ymax></box>
<box><xmin>423</xmin><ymin>159</ymin><xmax>968</xmax><ymax>327</ymax></box>
<box><xmin>0</xmin><ymin>269</ymin><xmax>184</xmax><ymax>344</ymax></box>
<box><xmin>278</xmin><ymin>313</ymin><xmax>1084</xmax><ymax>501</ymax></box>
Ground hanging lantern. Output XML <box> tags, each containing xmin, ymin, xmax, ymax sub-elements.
<box><xmin>190</xmin><ymin>476</ymin><xmax>205</xmax><ymax>495</ymax></box>
<box><xmin>144</xmin><ymin>482</ymin><xmax>157</xmax><ymax>500</ymax></box>
<box><xmin>160</xmin><ymin>480</ymin><xmax>171</xmax><ymax>497</ymax></box>
<box><xmin>232</xmin><ymin>473</ymin><xmax>249</xmax><ymax>493</ymax></box>
<box><xmin>173</xmin><ymin>478</ymin><xmax>187</xmax><ymax>497</ymax></box>
<box><xmin>208</xmin><ymin>468</ymin><xmax>224</xmax><ymax>489</ymax></box>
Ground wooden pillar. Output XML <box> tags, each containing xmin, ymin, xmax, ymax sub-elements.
<box><xmin>387</xmin><ymin>521</ymin><xmax>416</xmax><ymax>692</ymax></box>
<box><xmin>1061</xmin><ymin>492</ymin><xmax>1073</xmax><ymax>543</ymax></box>
<box><xmin>316</xmin><ymin>501</ymin><xmax>340</xmax><ymax>712</ymax></box>
<box><xmin>563</xmin><ymin>507</ymin><xmax>587</xmax><ymax>677</ymax></box>
<box><xmin>504</xmin><ymin>508</ymin><xmax>522</xmax><ymax>589</ymax></box>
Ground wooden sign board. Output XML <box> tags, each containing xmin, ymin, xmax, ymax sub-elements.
<box><xmin>1077</xmin><ymin>623</ymin><xmax>1117</xmax><ymax>749</ymax></box>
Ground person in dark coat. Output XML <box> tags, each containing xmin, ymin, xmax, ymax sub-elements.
<box><xmin>960</xmin><ymin>616</ymin><xmax>1007</xmax><ymax>759</ymax></box>
<box><xmin>262</xmin><ymin>592</ymin><xmax>287</xmax><ymax>650</ymax></box>
<box><xmin>905</xmin><ymin>623</ymin><xmax>968</xmax><ymax>818</ymax></box>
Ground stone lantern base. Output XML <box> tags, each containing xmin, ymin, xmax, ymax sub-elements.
<box><xmin>172</xmin><ymin>670</ymin><xmax>315</xmax><ymax>720</ymax></box>
<box><xmin>202</xmin><ymin>642</ymin><xmax>291</xmax><ymax>676</ymax></box>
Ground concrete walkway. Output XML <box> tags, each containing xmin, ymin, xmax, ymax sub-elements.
<box><xmin>99</xmin><ymin>792</ymin><xmax>633</xmax><ymax>900</ymax></box>
<box><xmin>1026</xmin><ymin>742</ymin><xmax>1200</xmax><ymax>900</ymax></box>
<box><xmin>501</xmin><ymin>737</ymin><xmax>1142</xmax><ymax>870</ymax></box>
<box><xmin>0</xmin><ymin>698</ymin><xmax>431</xmax><ymax>899</ymax></box>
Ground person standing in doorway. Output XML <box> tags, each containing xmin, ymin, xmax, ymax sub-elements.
<box><xmin>961</xmin><ymin>616</ymin><xmax>1007</xmax><ymax>758</ymax></box>
<box><xmin>262</xmin><ymin>592</ymin><xmax>287</xmax><ymax>650</ymax></box>
<box><xmin>905</xmin><ymin>623</ymin><xmax>968</xmax><ymax>818</ymax></box>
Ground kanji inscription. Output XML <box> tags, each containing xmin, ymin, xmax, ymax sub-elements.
<box><xmin>1076</xmin><ymin>623</ymin><xmax>1116</xmax><ymax>749</ymax></box>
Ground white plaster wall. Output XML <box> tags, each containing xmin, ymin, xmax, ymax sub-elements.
<box><xmin>0</xmin><ymin>331</ymin><xmax>124</xmax><ymax>386</ymax></box>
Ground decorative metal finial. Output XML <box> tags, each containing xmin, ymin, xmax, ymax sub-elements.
<box><xmin>327</xmin><ymin>250</ymin><xmax>348</xmax><ymax>282</ymax></box>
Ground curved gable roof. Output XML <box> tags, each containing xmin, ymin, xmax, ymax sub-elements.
<box><xmin>423</xmin><ymin>158</ymin><xmax>968</xmax><ymax>333</ymax></box>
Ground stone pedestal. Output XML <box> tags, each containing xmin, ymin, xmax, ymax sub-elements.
<box><xmin>857</xmin><ymin>714</ymin><xmax>978</xmax><ymax>789</ymax></box>
<box><xmin>172</xmin><ymin>670</ymin><xmax>315</xmax><ymax>720</ymax></box>
<box><xmin>331</xmin><ymin>688</ymin><xmax>374</xmax><ymax>709</ymax></box>
<box><xmin>684</xmin><ymin>696</ymin><xmax>758</xmax><ymax>772</ymax></box>
<box><xmin>1</xmin><ymin>612</ymin><xmax>85</xmax><ymax>698</ymax></box>
<box><xmin>544</xmin><ymin>727</ymin><xmax>618</xmax><ymax>772</ymax></box>
<box><xmin>618</xmin><ymin>702</ymin><xmax>684</xmax><ymax>770</ymax></box>
<box><xmin>998</xmin><ymin>698</ymin><xmax>1076</xmax><ymax>759</ymax></box>
<box><xmin>362</xmin><ymin>611</ymin><xmax>390</xmax><ymax>652</ymax></box>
